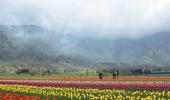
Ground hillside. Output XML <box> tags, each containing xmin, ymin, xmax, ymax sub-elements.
<box><xmin>0</xmin><ymin>25</ymin><xmax>170</xmax><ymax>65</ymax></box>
<box><xmin>113</xmin><ymin>32</ymin><xmax>170</xmax><ymax>64</ymax></box>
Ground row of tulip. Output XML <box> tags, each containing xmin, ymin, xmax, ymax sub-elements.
<box><xmin>0</xmin><ymin>84</ymin><xmax>170</xmax><ymax>100</ymax></box>
<box><xmin>0</xmin><ymin>80</ymin><xmax>170</xmax><ymax>91</ymax></box>
<box><xmin>0</xmin><ymin>92</ymin><xmax>50</xmax><ymax>100</ymax></box>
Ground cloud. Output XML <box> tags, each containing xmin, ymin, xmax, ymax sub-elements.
<box><xmin>0</xmin><ymin>0</ymin><xmax>170</xmax><ymax>39</ymax></box>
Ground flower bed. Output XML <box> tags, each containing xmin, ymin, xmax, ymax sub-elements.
<box><xmin>0</xmin><ymin>80</ymin><xmax>170</xmax><ymax>91</ymax></box>
<box><xmin>0</xmin><ymin>92</ymin><xmax>49</xmax><ymax>100</ymax></box>
<box><xmin>0</xmin><ymin>84</ymin><xmax>170</xmax><ymax>100</ymax></box>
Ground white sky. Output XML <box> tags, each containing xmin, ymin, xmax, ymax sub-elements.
<box><xmin>0</xmin><ymin>0</ymin><xmax>170</xmax><ymax>39</ymax></box>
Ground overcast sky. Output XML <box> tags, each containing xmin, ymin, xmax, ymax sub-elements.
<box><xmin>0</xmin><ymin>0</ymin><xmax>170</xmax><ymax>39</ymax></box>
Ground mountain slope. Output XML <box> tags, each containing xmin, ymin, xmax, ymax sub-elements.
<box><xmin>0</xmin><ymin>25</ymin><xmax>170</xmax><ymax>65</ymax></box>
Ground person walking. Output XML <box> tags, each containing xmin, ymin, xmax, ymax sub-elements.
<box><xmin>99</xmin><ymin>72</ymin><xmax>103</xmax><ymax>80</ymax></box>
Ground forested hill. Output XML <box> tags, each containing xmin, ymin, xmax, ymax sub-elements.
<box><xmin>0</xmin><ymin>25</ymin><xmax>170</xmax><ymax>65</ymax></box>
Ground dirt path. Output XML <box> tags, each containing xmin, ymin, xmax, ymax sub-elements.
<box><xmin>0</xmin><ymin>75</ymin><xmax>170</xmax><ymax>81</ymax></box>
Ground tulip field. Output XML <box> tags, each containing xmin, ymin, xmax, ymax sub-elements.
<box><xmin>0</xmin><ymin>79</ymin><xmax>170</xmax><ymax>100</ymax></box>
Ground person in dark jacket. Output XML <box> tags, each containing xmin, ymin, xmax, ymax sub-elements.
<box><xmin>112</xmin><ymin>70</ymin><xmax>119</xmax><ymax>79</ymax></box>
<box><xmin>112</xmin><ymin>71</ymin><xmax>116</xmax><ymax>79</ymax></box>
<box><xmin>99</xmin><ymin>72</ymin><xmax>103</xmax><ymax>80</ymax></box>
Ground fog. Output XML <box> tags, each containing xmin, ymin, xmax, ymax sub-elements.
<box><xmin>0</xmin><ymin>0</ymin><xmax>170</xmax><ymax>64</ymax></box>
<box><xmin>1</xmin><ymin>0</ymin><xmax>170</xmax><ymax>39</ymax></box>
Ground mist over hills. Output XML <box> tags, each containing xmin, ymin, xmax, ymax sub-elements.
<box><xmin>0</xmin><ymin>25</ymin><xmax>170</xmax><ymax>65</ymax></box>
